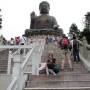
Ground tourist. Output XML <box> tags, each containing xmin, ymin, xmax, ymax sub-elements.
<box><xmin>46</xmin><ymin>51</ymin><xmax>60</xmax><ymax>75</ymax></box>
<box><xmin>70</xmin><ymin>36</ymin><xmax>80</xmax><ymax>62</ymax></box>
<box><xmin>60</xmin><ymin>35</ymin><xmax>73</xmax><ymax>71</ymax></box>
<box><xmin>10</xmin><ymin>38</ymin><xmax>15</xmax><ymax>45</ymax></box>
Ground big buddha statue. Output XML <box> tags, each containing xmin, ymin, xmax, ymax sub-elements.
<box><xmin>30</xmin><ymin>1</ymin><xmax>58</xmax><ymax>29</ymax></box>
<box><xmin>25</xmin><ymin>1</ymin><xmax>63</xmax><ymax>36</ymax></box>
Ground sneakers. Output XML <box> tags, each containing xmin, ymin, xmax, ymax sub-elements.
<box><xmin>61</xmin><ymin>68</ymin><xmax>73</xmax><ymax>71</ymax></box>
<box><xmin>76</xmin><ymin>60</ymin><xmax>80</xmax><ymax>63</ymax></box>
<box><xmin>73</xmin><ymin>60</ymin><xmax>80</xmax><ymax>63</ymax></box>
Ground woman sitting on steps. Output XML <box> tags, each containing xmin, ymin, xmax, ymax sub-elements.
<box><xmin>39</xmin><ymin>51</ymin><xmax>60</xmax><ymax>75</ymax></box>
<box><xmin>46</xmin><ymin>51</ymin><xmax>60</xmax><ymax>75</ymax></box>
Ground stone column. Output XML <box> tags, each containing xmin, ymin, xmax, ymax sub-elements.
<box><xmin>82</xmin><ymin>37</ymin><xmax>88</xmax><ymax>59</ymax></box>
<box><xmin>12</xmin><ymin>53</ymin><xmax>21</xmax><ymax>78</ymax></box>
<box><xmin>12</xmin><ymin>50</ymin><xmax>22</xmax><ymax>90</ymax></box>
<box><xmin>7</xmin><ymin>50</ymin><xmax>13</xmax><ymax>75</ymax></box>
<box><xmin>31</xmin><ymin>41</ymin><xmax>42</xmax><ymax>75</ymax></box>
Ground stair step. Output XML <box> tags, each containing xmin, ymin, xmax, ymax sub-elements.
<box><xmin>60</xmin><ymin>71</ymin><xmax>88</xmax><ymax>74</ymax></box>
<box><xmin>27</xmin><ymin>74</ymin><xmax>90</xmax><ymax>81</ymax></box>
<box><xmin>0</xmin><ymin>64</ymin><xmax>8</xmax><ymax>66</ymax></box>
<box><xmin>0</xmin><ymin>71</ymin><xmax>7</xmax><ymax>73</ymax></box>
<box><xmin>0</xmin><ymin>60</ymin><xmax>8</xmax><ymax>62</ymax></box>
<box><xmin>0</xmin><ymin>67</ymin><xmax>7</xmax><ymax>69</ymax></box>
<box><xmin>23</xmin><ymin>87</ymin><xmax>90</xmax><ymax>90</ymax></box>
<box><xmin>25</xmin><ymin>80</ymin><xmax>90</xmax><ymax>88</ymax></box>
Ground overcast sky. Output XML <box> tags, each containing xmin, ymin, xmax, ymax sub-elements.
<box><xmin>0</xmin><ymin>0</ymin><xmax>90</xmax><ymax>40</ymax></box>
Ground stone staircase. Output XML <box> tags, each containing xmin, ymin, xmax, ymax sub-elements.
<box><xmin>23</xmin><ymin>43</ymin><xmax>90</xmax><ymax>90</ymax></box>
<box><xmin>0</xmin><ymin>74</ymin><xmax>11</xmax><ymax>90</ymax></box>
<box><xmin>0</xmin><ymin>49</ymin><xmax>9</xmax><ymax>74</ymax></box>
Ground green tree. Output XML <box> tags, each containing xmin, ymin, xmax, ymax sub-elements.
<box><xmin>69</xmin><ymin>23</ymin><xmax>81</xmax><ymax>38</ymax></box>
<box><xmin>82</xmin><ymin>12</ymin><xmax>90</xmax><ymax>44</ymax></box>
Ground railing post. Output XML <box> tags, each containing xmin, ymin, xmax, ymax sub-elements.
<box><xmin>82</xmin><ymin>37</ymin><xmax>88</xmax><ymax>58</ymax></box>
<box><xmin>31</xmin><ymin>39</ymin><xmax>45</xmax><ymax>75</ymax></box>
<box><xmin>12</xmin><ymin>51</ymin><xmax>20</xmax><ymax>77</ymax></box>
<box><xmin>12</xmin><ymin>49</ymin><xmax>21</xmax><ymax>90</ymax></box>
<box><xmin>23</xmin><ymin>48</ymin><xmax>26</xmax><ymax>56</ymax></box>
<box><xmin>7</xmin><ymin>49</ymin><xmax>13</xmax><ymax>75</ymax></box>
<box><xmin>31</xmin><ymin>40</ymin><xmax>41</xmax><ymax>75</ymax></box>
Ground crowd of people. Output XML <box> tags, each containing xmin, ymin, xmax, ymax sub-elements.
<box><xmin>0</xmin><ymin>35</ymin><xmax>34</xmax><ymax>45</ymax></box>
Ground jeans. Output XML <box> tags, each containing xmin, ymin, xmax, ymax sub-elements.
<box><xmin>73</xmin><ymin>50</ymin><xmax>80</xmax><ymax>62</ymax></box>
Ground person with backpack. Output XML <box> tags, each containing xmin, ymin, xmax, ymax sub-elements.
<box><xmin>61</xmin><ymin>35</ymin><xmax>73</xmax><ymax>71</ymax></box>
<box><xmin>71</xmin><ymin>36</ymin><xmax>80</xmax><ymax>62</ymax></box>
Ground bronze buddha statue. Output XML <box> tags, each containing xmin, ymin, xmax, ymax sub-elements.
<box><xmin>25</xmin><ymin>1</ymin><xmax>63</xmax><ymax>36</ymax></box>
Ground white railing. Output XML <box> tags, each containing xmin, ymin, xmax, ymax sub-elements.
<box><xmin>6</xmin><ymin>44</ymin><xmax>34</xmax><ymax>75</ymax></box>
<box><xmin>79</xmin><ymin>37</ymin><xmax>90</xmax><ymax>71</ymax></box>
<box><xmin>0</xmin><ymin>45</ymin><xmax>34</xmax><ymax>49</ymax></box>
<box><xmin>2</xmin><ymin>43</ymin><xmax>35</xmax><ymax>90</ymax></box>
<box><xmin>5</xmin><ymin>38</ymin><xmax>45</xmax><ymax>90</ymax></box>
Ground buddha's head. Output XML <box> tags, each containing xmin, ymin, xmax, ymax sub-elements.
<box><xmin>39</xmin><ymin>1</ymin><xmax>50</xmax><ymax>14</ymax></box>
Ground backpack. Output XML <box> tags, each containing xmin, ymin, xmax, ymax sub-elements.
<box><xmin>62</xmin><ymin>38</ymin><xmax>69</xmax><ymax>48</ymax></box>
<box><xmin>53</xmin><ymin>64</ymin><xmax>60</xmax><ymax>73</ymax></box>
<box><xmin>73</xmin><ymin>40</ymin><xmax>79</xmax><ymax>51</ymax></box>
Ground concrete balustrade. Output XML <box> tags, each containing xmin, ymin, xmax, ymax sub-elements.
<box><xmin>79</xmin><ymin>37</ymin><xmax>90</xmax><ymax>71</ymax></box>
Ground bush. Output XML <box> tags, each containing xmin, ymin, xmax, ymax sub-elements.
<box><xmin>82</xmin><ymin>28</ymin><xmax>90</xmax><ymax>44</ymax></box>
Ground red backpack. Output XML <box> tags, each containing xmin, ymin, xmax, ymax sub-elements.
<box><xmin>62</xmin><ymin>38</ymin><xmax>69</xmax><ymax>47</ymax></box>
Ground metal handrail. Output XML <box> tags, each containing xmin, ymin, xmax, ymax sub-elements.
<box><xmin>21</xmin><ymin>44</ymin><xmax>36</xmax><ymax>69</ymax></box>
<box><xmin>0</xmin><ymin>45</ymin><xmax>33</xmax><ymax>49</ymax></box>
